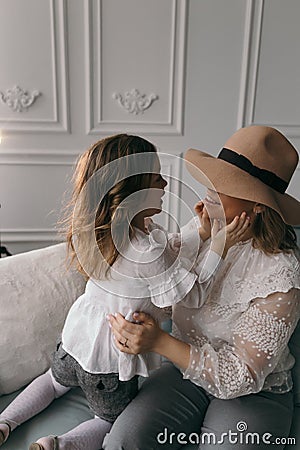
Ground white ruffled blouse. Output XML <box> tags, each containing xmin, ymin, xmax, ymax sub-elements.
<box><xmin>61</xmin><ymin>219</ymin><xmax>221</xmax><ymax>381</ymax></box>
<box><xmin>172</xmin><ymin>232</ymin><xmax>300</xmax><ymax>399</ymax></box>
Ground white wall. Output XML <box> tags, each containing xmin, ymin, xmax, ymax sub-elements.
<box><xmin>0</xmin><ymin>0</ymin><xmax>299</xmax><ymax>254</ymax></box>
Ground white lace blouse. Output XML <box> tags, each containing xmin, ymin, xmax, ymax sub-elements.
<box><xmin>61</xmin><ymin>219</ymin><xmax>221</xmax><ymax>381</ymax></box>
<box><xmin>172</xmin><ymin>232</ymin><xmax>300</xmax><ymax>400</ymax></box>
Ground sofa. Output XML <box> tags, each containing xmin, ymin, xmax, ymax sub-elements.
<box><xmin>0</xmin><ymin>243</ymin><xmax>299</xmax><ymax>449</ymax></box>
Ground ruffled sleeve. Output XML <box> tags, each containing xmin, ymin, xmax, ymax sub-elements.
<box><xmin>147</xmin><ymin>217</ymin><xmax>202</xmax><ymax>262</ymax></box>
<box><xmin>170</xmin><ymin>217</ymin><xmax>203</xmax><ymax>262</ymax></box>
<box><xmin>137</xmin><ymin>230</ymin><xmax>198</xmax><ymax>308</ymax></box>
<box><xmin>183</xmin><ymin>288</ymin><xmax>300</xmax><ymax>399</ymax></box>
<box><xmin>138</xmin><ymin>224</ymin><xmax>223</xmax><ymax>309</ymax></box>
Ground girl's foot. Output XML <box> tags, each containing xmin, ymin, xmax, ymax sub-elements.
<box><xmin>0</xmin><ymin>422</ymin><xmax>11</xmax><ymax>446</ymax></box>
<box><xmin>29</xmin><ymin>435</ymin><xmax>58</xmax><ymax>450</ymax></box>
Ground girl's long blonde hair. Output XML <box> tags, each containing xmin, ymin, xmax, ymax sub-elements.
<box><xmin>62</xmin><ymin>134</ymin><xmax>157</xmax><ymax>279</ymax></box>
<box><xmin>252</xmin><ymin>206</ymin><xmax>298</xmax><ymax>254</ymax></box>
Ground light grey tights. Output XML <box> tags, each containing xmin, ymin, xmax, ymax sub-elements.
<box><xmin>0</xmin><ymin>369</ymin><xmax>111</xmax><ymax>449</ymax></box>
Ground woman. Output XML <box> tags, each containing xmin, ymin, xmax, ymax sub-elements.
<box><xmin>105</xmin><ymin>125</ymin><xmax>300</xmax><ymax>449</ymax></box>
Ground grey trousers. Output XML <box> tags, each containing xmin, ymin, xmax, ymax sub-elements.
<box><xmin>102</xmin><ymin>362</ymin><xmax>294</xmax><ymax>450</ymax></box>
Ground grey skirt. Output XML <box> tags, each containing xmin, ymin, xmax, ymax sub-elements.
<box><xmin>51</xmin><ymin>341</ymin><xmax>139</xmax><ymax>423</ymax></box>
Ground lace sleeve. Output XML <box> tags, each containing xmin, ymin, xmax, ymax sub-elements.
<box><xmin>183</xmin><ymin>288</ymin><xmax>300</xmax><ymax>399</ymax></box>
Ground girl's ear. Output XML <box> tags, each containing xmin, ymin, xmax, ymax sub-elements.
<box><xmin>253</xmin><ymin>203</ymin><xmax>266</xmax><ymax>214</ymax></box>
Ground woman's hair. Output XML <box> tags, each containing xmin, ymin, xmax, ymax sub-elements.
<box><xmin>252</xmin><ymin>206</ymin><xmax>298</xmax><ymax>254</ymax></box>
<box><xmin>62</xmin><ymin>134</ymin><xmax>157</xmax><ymax>279</ymax></box>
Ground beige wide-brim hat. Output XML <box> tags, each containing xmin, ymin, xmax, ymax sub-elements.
<box><xmin>185</xmin><ymin>126</ymin><xmax>300</xmax><ymax>225</ymax></box>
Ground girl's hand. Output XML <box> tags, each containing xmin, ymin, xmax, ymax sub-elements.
<box><xmin>194</xmin><ymin>201</ymin><xmax>211</xmax><ymax>241</ymax></box>
<box><xmin>107</xmin><ymin>312</ymin><xmax>164</xmax><ymax>355</ymax></box>
<box><xmin>211</xmin><ymin>212</ymin><xmax>250</xmax><ymax>259</ymax></box>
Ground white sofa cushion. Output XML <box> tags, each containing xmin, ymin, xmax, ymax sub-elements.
<box><xmin>0</xmin><ymin>243</ymin><xmax>86</xmax><ymax>395</ymax></box>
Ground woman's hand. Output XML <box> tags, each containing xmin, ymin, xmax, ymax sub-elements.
<box><xmin>107</xmin><ymin>311</ymin><xmax>191</xmax><ymax>369</ymax></box>
<box><xmin>107</xmin><ymin>312</ymin><xmax>164</xmax><ymax>355</ymax></box>
<box><xmin>211</xmin><ymin>212</ymin><xmax>250</xmax><ymax>258</ymax></box>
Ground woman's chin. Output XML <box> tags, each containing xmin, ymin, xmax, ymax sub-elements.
<box><xmin>152</xmin><ymin>207</ymin><xmax>162</xmax><ymax>215</ymax></box>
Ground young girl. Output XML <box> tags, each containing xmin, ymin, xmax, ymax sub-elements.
<box><xmin>0</xmin><ymin>134</ymin><xmax>250</xmax><ymax>450</ymax></box>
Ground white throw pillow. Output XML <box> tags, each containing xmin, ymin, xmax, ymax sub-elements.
<box><xmin>0</xmin><ymin>243</ymin><xmax>86</xmax><ymax>395</ymax></box>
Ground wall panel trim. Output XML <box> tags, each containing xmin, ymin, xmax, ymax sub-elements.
<box><xmin>0</xmin><ymin>150</ymin><xmax>78</xmax><ymax>165</ymax></box>
<box><xmin>1</xmin><ymin>229</ymin><xmax>59</xmax><ymax>243</ymax></box>
<box><xmin>237</xmin><ymin>0</ymin><xmax>300</xmax><ymax>138</ymax></box>
<box><xmin>85</xmin><ymin>0</ymin><xmax>187</xmax><ymax>135</ymax></box>
<box><xmin>0</xmin><ymin>0</ymin><xmax>70</xmax><ymax>134</ymax></box>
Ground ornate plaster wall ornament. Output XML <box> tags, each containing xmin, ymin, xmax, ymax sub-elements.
<box><xmin>0</xmin><ymin>85</ymin><xmax>41</xmax><ymax>112</ymax></box>
<box><xmin>113</xmin><ymin>88</ymin><xmax>158</xmax><ymax>115</ymax></box>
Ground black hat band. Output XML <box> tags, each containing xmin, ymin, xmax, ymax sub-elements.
<box><xmin>218</xmin><ymin>148</ymin><xmax>288</xmax><ymax>194</ymax></box>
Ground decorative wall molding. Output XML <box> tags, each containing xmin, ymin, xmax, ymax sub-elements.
<box><xmin>0</xmin><ymin>0</ymin><xmax>69</xmax><ymax>133</ymax></box>
<box><xmin>0</xmin><ymin>161</ymin><xmax>181</xmax><ymax>242</ymax></box>
<box><xmin>236</xmin><ymin>0</ymin><xmax>257</xmax><ymax>130</ymax></box>
<box><xmin>1</xmin><ymin>229</ymin><xmax>60</xmax><ymax>243</ymax></box>
<box><xmin>0</xmin><ymin>148</ymin><xmax>184</xmax><ymax>166</ymax></box>
<box><xmin>0</xmin><ymin>85</ymin><xmax>41</xmax><ymax>112</ymax></box>
<box><xmin>0</xmin><ymin>149</ymin><xmax>79</xmax><ymax>166</ymax></box>
<box><xmin>159</xmin><ymin>152</ymin><xmax>183</xmax><ymax>232</ymax></box>
<box><xmin>237</xmin><ymin>0</ymin><xmax>300</xmax><ymax>137</ymax></box>
<box><xmin>112</xmin><ymin>89</ymin><xmax>158</xmax><ymax>115</ymax></box>
<box><xmin>85</xmin><ymin>0</ymin><xmax>187</xmax><ymax>135</ymax></box>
